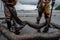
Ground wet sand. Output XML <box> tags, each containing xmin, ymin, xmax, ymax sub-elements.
<box><xmin>0</xmin><ymin>11</ymin><xmax>60</xmax><ymax>40</ymax></box>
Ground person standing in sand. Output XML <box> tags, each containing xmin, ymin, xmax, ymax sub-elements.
<box><xmin>1</xmin><ymin>0</ymin><xmax>26</xmax><ymax>34</ymax></box>
<box><xmin>36</xmin><ymin>0</ymin><xmax>55</xmax><ymax>32</ymax></box>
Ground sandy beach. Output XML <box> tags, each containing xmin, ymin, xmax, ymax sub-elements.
<box><xmin>0</xmin><ymin>10</ymin><xmax>60</xmax><ymax>40</ymax></box>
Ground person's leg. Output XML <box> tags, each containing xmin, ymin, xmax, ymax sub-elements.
<box><xmin>36</xmin><ymin>9</ymin><xmax>43</xmax><ymax>32</ymax></box>
<box><xmin>4</xmin><ymin>5</ymin><xmax>12</xmax><ymax>31</ymax></box>
<box><xmin>8</xmin><ymin>6</ymin><xmax>26</xmax><ymax>26</ymax></box>
<box><xmin>6</xmin><ymin>20</ymin><xmax>11</xmax><ymax>31</ymax></box>
<box><xmin>43</xmin><ymin>4</ymin><xmax>50</xmax><ymax>32</ymax></box>
<box><xmin>12</xmin><ymin>18</ymin><xmax>20</xmax><ymax>35</ymax></box>
<box><xmin>11</xmin><ymin>7</ymin><xmax>20</xmax><ymax>35</ymax></box>
<box><xmin>9</xmin><ymin>6</ymin><xmax>26</xmax><ymax>34</ymax></box>
<box><xmin>36</xmin><ymin>10</ymin><xmax>42</xmax><ymax>24</ymax></box>
<box><xmin>43</xmin><ymin>13</ymin><xmax>50</xmax><ymax>32</ymax></box>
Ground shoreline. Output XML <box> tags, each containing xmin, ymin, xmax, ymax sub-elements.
<box><xmin>0</xmin><ymin>11</ymin><xmax>60</xmax><ymax>17</ymax></box>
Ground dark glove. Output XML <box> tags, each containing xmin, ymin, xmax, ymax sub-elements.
<box><xmin>51</xmin><ymin>2</ymin><xmax>55</xmax><ymax>7</ymax></box>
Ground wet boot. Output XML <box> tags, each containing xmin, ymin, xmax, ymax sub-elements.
<box><xmin>36</xmin><ymin>17</ymin><xmax>41</xmax><ymax>32</ymax></box>
<box><xmin>12</xmin><ymin>19</ymin><xmax>20</xmax><ymax>35</ymax></box>
<box><xmin>6</xmin><ymin>21</ymin><xmax>11</xmax><ymax>31</ymax></box>
<box><xmin>14</xmin><ymin>27</ymin><xmax>20</xmax><ymax>35</ymax></box>
<box><xmin>43</xmin><ymin>18</ymin><xmax>50</xmax><ymax>32</ymax></box>
<box><xmin>43</xmin><ymin>25</ymin><xmax>50</xmax><ymax>33</ymax></box>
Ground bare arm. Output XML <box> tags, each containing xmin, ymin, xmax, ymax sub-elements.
<box><xmin>37</xmin><ymin>0</ymin><xmax>41</xmax><ymax>8</ymax></box>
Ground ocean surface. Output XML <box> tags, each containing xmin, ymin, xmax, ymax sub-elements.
<box><xmin>0</xmin><ymin>10</ymin><xmax>60</xmax><ymax>40</ymax></box>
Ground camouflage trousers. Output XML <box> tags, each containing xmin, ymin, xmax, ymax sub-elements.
<box><xmin>38</xmin><ymin>4</ymin><xmax>50</xmax><ymax>18</ymax></box>
<box><xmin>4</xmin><ymin>5</ymin><xmax>17</xmax><ymax>22</ymax></box>
<box><xmin>4</xmin><ymin>4</ymin><xmax>17</xmax><ymax>31</ymax></box>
